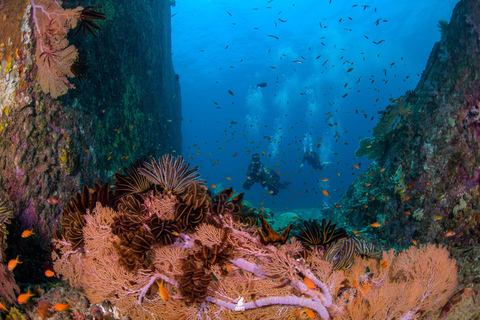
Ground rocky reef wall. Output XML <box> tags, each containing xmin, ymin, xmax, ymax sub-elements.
<box><xmin>0</xmin><ymin>0</ymin><xmax>181</xmax><ymax>245</ymax></box>
<box><xmin>340</xmin><ymin>0</ymin><xmax>480</xmax><ymax>288</ymax></box>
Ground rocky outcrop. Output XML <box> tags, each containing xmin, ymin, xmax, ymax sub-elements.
<box><xmin>340</xmin><ymin>0</ymin><xmax>480</xmax><ymax>289</ymax></box>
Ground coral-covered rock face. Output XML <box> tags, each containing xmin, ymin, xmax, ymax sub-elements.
<box><xmin>51</xmin><ymin>156</ymin><xmax>459</xmax><ymax>320</ymax></box>
<box><xmin>344</xmin><ymin>0</ymin><xmax>480</xmax><ymax>277</ymax></box>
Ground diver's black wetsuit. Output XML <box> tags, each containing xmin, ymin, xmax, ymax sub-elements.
<box><xmin>302</xmin><ymin>150</ymin><xmax>324</xmax><ymax>170</ymax></box>
<box><xmin>242</xmin><ymin>154</ymin><xmax>290</xmax><ymax>195</ymax></box>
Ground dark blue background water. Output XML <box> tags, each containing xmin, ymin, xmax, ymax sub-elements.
<box><xmin>171</xmin><ymin>0</ymin><xmax>457</xmax><ymax>212</ymax></box>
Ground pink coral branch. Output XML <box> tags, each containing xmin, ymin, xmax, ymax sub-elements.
<box><xmin>205</xmin><ymin>295</ymin><xmax>330</xmax><ymax>320</ymax></box>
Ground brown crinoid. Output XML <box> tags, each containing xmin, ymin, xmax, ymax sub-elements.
<box><xmin>211</xmin><ymin>188</ymin><xmax>244</xmax><ymax>215</ymax></box>
<box><xmin>353</xmin><ymin>237</ymin><xmax>382</xmax><ymax>259</ymax></box>
<box><xmin>116</xmin><ymin>194</ymin><xmax>147</xmax><ymax>216</ymax></box>
<box><xmin>174</xmin><ymin>182</ymin><xmax>211</xmax><ymax>231</ymax></box>
<box><xmin>324</xmin><ymin>237</ymin><xmax>356</xmax><ymax>271</ymax></box>
<box><xmin>192</xmin><ymin>229</ymin><xmax>234</xmax><ymax>269</ymax></box>
<box><xmin>114</xmin><ymin>227</ymin><xmax>153</xmax><ymax>271</ymax></box>
<box><xmin>61</xmin><ymin>182</ymin><xmax>114</xmax><ymax>250</ymax></box>
<box><xmin>74</xmin><ymin>6</ymin><xmax>106</xmax><ymax>37</ymax></box>
<box><xmin>177</xmin><ymin>259</ymin><xmax>211</xmax><ymax>305</ymax></box>
<box><xmin>114</xmin><ymin>160</ymin><xmax>153</xmax><ymax>199</ymax></box>
<box><xmin>257</xmin><ymin>215</ymin><xmax>291</xmax><ymax>245</ymax></box>
<box><xmin>138</xmin><ymin>155</ymin><xmax>203</xmax><ymax>195</ymax></box>
<box><xmin>144</xmin><ymin>216</ymin><xmax>179</xmax><ymax>246</ymax></box>
<box><xmin>297</xmin><ymin>219</ymin><xmax>346</xmax><ymax>247</ymax></box>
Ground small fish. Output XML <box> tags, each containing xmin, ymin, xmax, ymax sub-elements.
<box><xmin>335</xmin><ymin>204</ymin><xmax>342</xmax><ymax>208</ymax></box>
<box><xmin>46</xmin><ymin>197</ymin><xmax>59</xmax><ymax>205</ymax></box>
<box><xmin>373</xmin><ymin>39</ymin><xmax>385</xmax><ymax>44</ymax></box>
<box><xmin>210</xmin><ymin>184</ymin><xmax>217</xmax><ymax>188</ymax></box>
<box><xmin>437</xmin><ymin>194</ymin><xmax>445</xmax><ymax>200</ymax></box>
<box><xmin>233</xmin><ymin>153</ymin><xmax>238</xmax><ymax>157</ymax></box>
<box><xmin>433</xmin><ymin>215</ymin><xmax>442</xmax><ymax>221</ymax></box>
<box><xmin>8</xmin><ymin>256</ymin><xmax>22</xmax><ymax>271</ymax></box>
<box><xmin>17</xmin><ymin>287</ymin><xmax>34</xmax><ymax>304</ymax></box>
<box><xmin>405</xmin><ymin>211</ymin><xmax>411</xmax><ymax>215</ymax></box>
<box><xmin>370</xmin><ymin>222</ymin><xmax>381</xmax><ymax>228</ymax></box>
<box><xmin>228</xmin><ymin>90</ymin><xmax>234</xmax><ymax>95</ymax></box>
<box><xmin>45</xmin><ymin>270</ymin><xmax>55</xmax><ymax>277</ymax></box>
<box><xmin>21</xmin><ymin>229</ymin><xmax>34</xmax><ymax>238</ymax></box>
<box><xmin>171</xmin><ymin>231</ymin><xmax>179</xmax><ymax>236</ymax></box>
<box><xmin>292</xmin><ymin>60</ymin><xmax>303</xmax><ymax>64</ymax></box>
<box><xmin>256</xmin><ymin>82</ymin><xmax>267</xmax><ymax>87</ymax></box>
<box><xmin>426</xmin><ymin>182</ymin><xmax>432</xmax><ymax>186</ymax></box>
<box><xmin>264</xmin><ymin>136</ymin><xmax>271</xmax><ymax>140</ymax></box>
<box><xmin>53</xmin><ymin>302</ymin><xmax>70</xmax><ymax>311</ymax></box>
<box><xmin>401</xmin><ymin>196</ymin><xmax>410</xmax><ymax>202</ymax></box>
<box><xmin>0</xmin><ymin>301</ymin><xmax>8</xmax><ymax>312</ymax></box>
<box><xmin>304</xmin><ymin>277</ymin><xmax>316</xmax><ymax>290</ymax></box>
<box><xmin>305</xmin><ymin>308</ymin><xmax>315</xmax><ymax>319</ymax></box>
<box><xmin>412</xmin><ymin>240</ymin><xmax>418</xmax><ymax>245</ymax></box>
<box><xmin>396</xmin><ymin>189</ymin><xmax>405</xmax><ymax>194</ymax></box>
<box><xmin>267</xmin><ymin>34</ymin><xmax>279</xmax><ymax>39</ymax></box>
<box><xmin>444</xmin><ymin>231</ymin><xmax>456</xmax><ymax>237</ymax></box>
<box><xmin>379</xmin><ymin>261</ymin><xmax>389</xmax><ymax>269</ymax></box>
<box><xmin>379</xmin><ymin>168</ymin><xmax>385</xmax><ymax>173</ymax></box>
<box><xmin>321</xmin><ymin>178</ymin><xmax>329</xmax><ymax>182</ymax></box>
<box><xmin>353</xmin><ymin>164</ymin><xmax>360</xmax><ymax>169</ymax></box>
<box><xmin>268</xmin><ymin>190</ymin><xmax>274</xmax><ymax>194</ymax></box>
<box><xmin>226</xmin><ymin>177</ymin><xmax>232</xmax><ymax>180</ymax></box>
<box><xmin>365</xmin><ymin>183</ymin><xmax>371</xmax><ymax>187</ymax></box>
<box><xmin>156</xmin><ymin>279</ymin><xmax>169</xmax><ymax>302</ymax></box>
<box><xmin>347</xmin><ymin>67</ymin><xmax>354</xmax><ymax>72</ymax></box>
<box><xmin>322</xmin><ymin>190</ymin><xmax>329</xmax><ymax>196</ymax></box>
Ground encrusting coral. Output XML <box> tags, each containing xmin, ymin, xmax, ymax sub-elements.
<box><xmin>52</xmin><ymin>155</ymin><xmax>459</xmax><ymax>319</ymax></box>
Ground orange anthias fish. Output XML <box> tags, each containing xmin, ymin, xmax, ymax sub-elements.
<box><xmin>46</xmin><ymin>197</ymin><xmax>59</xmax><ymax>205</ymax></box>
<box><xmin>379</xmin><ymin>168</ymin><xmax>385</xmax><ymax>172</ymax></box>
<box><xmin>304</xmin><ymin>308</ymin><xmax>315</xmax><ymax>319</ymax></box>
<box><xmin>444</xmin><ymin>230</ymin><xmax>456</xmax><ymax>237</ymax></box>
<box><xmin>0</xmin><ymin>301</ymin><xmax>8</xmax><ymax>312</ymax></box>
<box><xmin>379</xmin><ymin>261</ymin><xmax>389</xmax><ymax>269</ymax></box>
<box><xmin>17</xmin><ymin>287</ymin><xmax>34</xmax><ymax>304</ymax></box>
<box><xmin>45</xmin><ymin>270</ymin><xmax>55</xmax><ymax>277</ymax></box>
<box><xmin>156</xmin><ymin>279</ymin><xmax>169</xmax><ymax>302</ymax></box>
<box><xmin>322</xmin><ymin>190</ymin><xmax>330</xmax><ymax>196</ymax></box>
<box><xmin>321</xmin><ymin>178</ymin><xmax>329</xmax><ymax>182</ymax></box>
<box><xmin>370</xmin><ymin>222</ymin><xmax>381</xmax><ymax>228</ymax></box>
<box><xmin>8</xmin><ymin>256</ymin><xmax>22</xmax><ymax>271</ymax></box>
<box><xmin>21</xmin><ymin>229</ymin><xmax>34</xmax><ymax>238</ymax></box>
<box><xmin>304</xmin><ymin>277</ymin><xmax>316</xmax><ymax>290</ymax></box>
<box><xmin>353</xmin><ymin>164</ymin><xmax>360</xmax><ymax>169</ymax></box>
<box><xmin>53</xmin><ymin>301</ymin><xmax>70</xmax><ymax>311</ymax></box>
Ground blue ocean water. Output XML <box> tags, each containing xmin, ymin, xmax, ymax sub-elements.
<box><xmin>171</xmin><ymin>0</ymin><xmax>457</xmax><ymax>212</ymax></box>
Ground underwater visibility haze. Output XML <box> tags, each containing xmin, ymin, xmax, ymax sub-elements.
<box><xmin>172</xmin><ymin>0</ymin><xmax>457</xmax><ymax>211</ymax></box>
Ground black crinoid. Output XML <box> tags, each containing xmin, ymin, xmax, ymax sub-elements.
<box><xmin>60</xmin><ymin>182</ymin><xmax>115</xmax><ymax>250</ymax></box>
<box><xmin>138</xmin><ymin>155</ymin><xmax>204</xmax><ymax>195</ymax></box>
<box><xmin>324</xmin><ymin>237</ymin><xmax>356</xmax><ymax>270</ymax></box>
<box><xmin>114</xmin><ymin>160</ymin><xmax>153</xmax><ymax>200</ymax></box>
<box><xmin>70</xmin><ymin>54</ymin><xmax>89</xmax><ymax>79</ymax></box>
<box><xmin>74</xmin><ymin>6</ymin><xmax>106</xmax><ymax>37</ymax></box>
<box><xmin>297</xmin><ymin>219</ymin><xmax>346</xmax><ymax>247</ymax></box>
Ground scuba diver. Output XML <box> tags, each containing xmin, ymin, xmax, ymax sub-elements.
<box><xmin>301</xmin><ymin>150</ymin><xmax>329</xmax><ymax>170</ymax></box>
<box><xmin>242</xmin><ymin>153</ymin><xmax>291</xmax><ymax>195</ymax></box>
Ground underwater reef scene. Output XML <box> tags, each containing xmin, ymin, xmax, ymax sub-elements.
<box><xmin>1</xmin><ymin>0</ymin><xmax>480</xmax><ymax>319</ymax></box>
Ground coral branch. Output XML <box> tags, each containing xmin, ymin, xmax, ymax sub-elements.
<box><xmin>205</xmin><ymin>295</ymin><xmax>329</xmax><ymax>320</ymax></box>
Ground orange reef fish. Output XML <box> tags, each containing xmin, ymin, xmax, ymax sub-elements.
<box><xmin>321</xmin><ymin>178</ymin><xmax>329</xmax><ymax>182</ymax></box>
<box><xmin>17</xmin><ymin>287</ymin><xmax>34</xmax><ymax>304</ymax></box>
<box><xmin>370</xmin><ymin>222</ymin><xmax>381</xmax><ymax>228</ymax></box>
<box><xmin>8</xmin><ymin>256</ymin><xmax>22</xmax><ymax>271</ymax></box>
<box><xmin>304</xmin><ymin>277</ymin><xmax>316</xmax><ymax>290</ymax></box>
<box><xmin>444</xmin><ymin>231</ymin><xmax>456</xmax><ymax>237</ymax></box>
<box><xmin>156</xmin><ymin>279</ymin><xmax>169</xmax><ymax>302</ymax></box>
<box><xmin>322</xmin><ymin>190</ymin><xmax>329</xmax><ymax>196</ymax></box>
<box><xmin>46</xmin><ymin>197</ymin><xmax>59</xmax><ymax>205</ymax></box>
<box><xmin>21</xmin><ymin>229</ymin><xmax>34</xmax><ymax>238</ymax></box>
<box><xmin>305</xmin><ymin>308</ymin><xmax>315</xmax><ymax>319</ymax></box>
<box><xmin>53</xmin><ymin>301</ymin><xmax>70</xmax><ymax>311</ymax></box>
<box><xmin>0</xmin><ymin>302</ymin><xmax>8</xmax><ymax>312</ymax></box>
<box><xmin>45</xmin><ymin>270</ymin><xmax>55</xmax><ymax>277</ymax></box>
